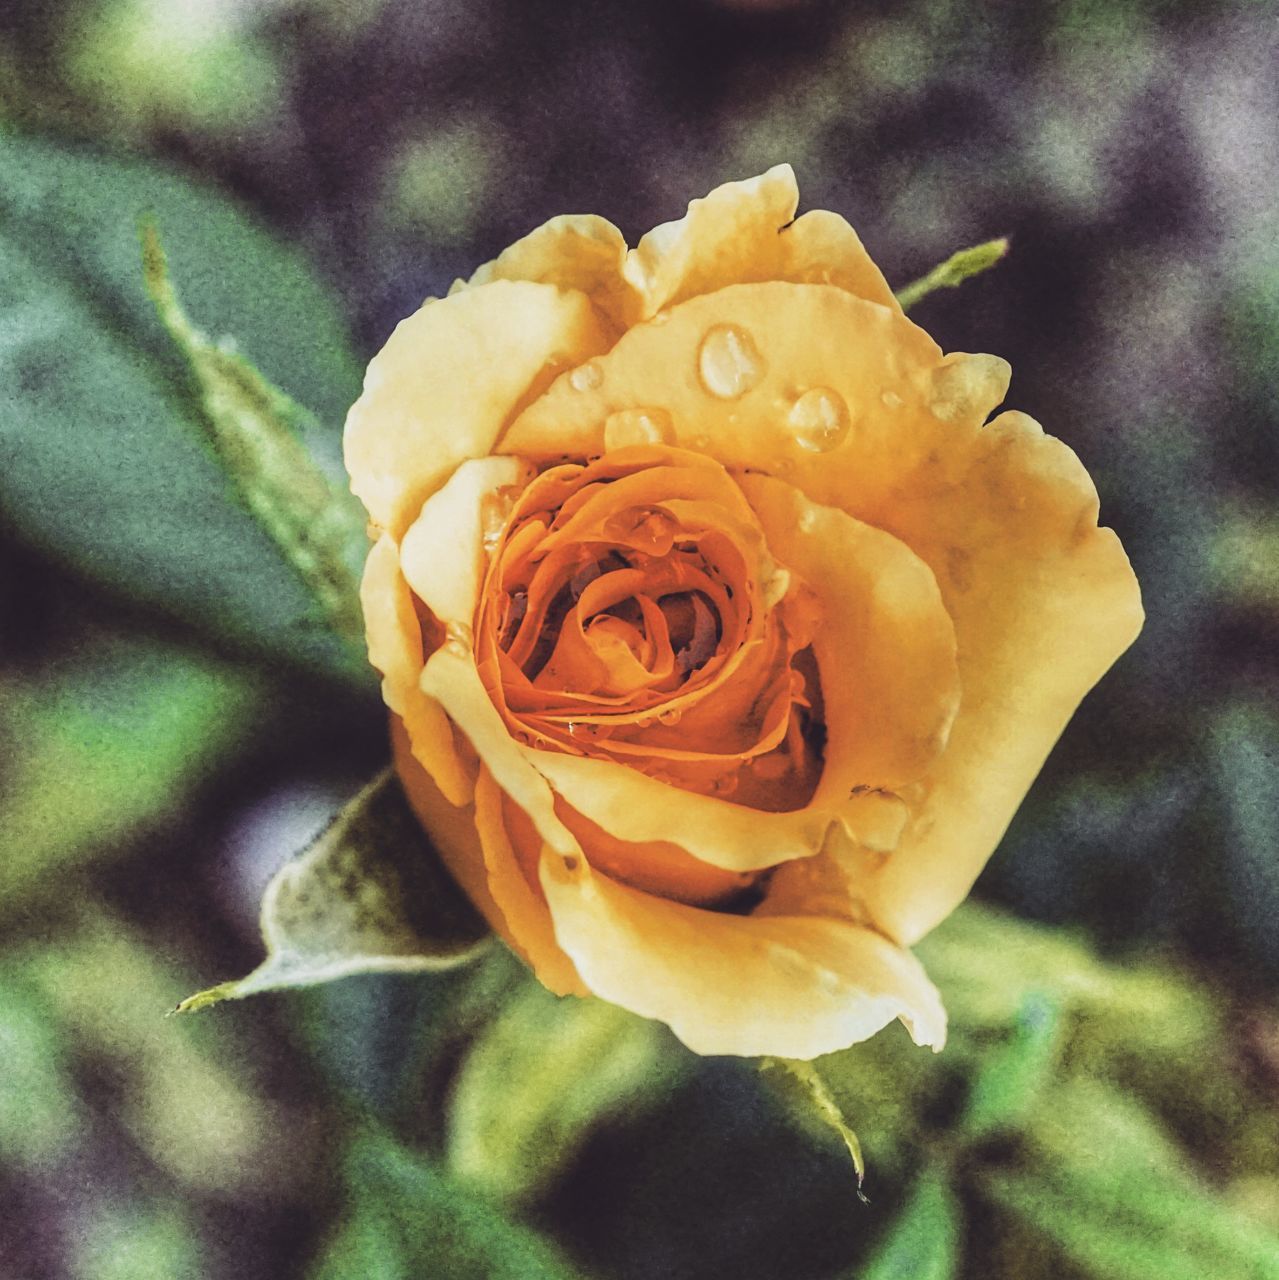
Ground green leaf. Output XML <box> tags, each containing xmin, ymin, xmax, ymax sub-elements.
<box><xmin>448</xmin><ymin>979</ymin><xmax>688</xmax><ymax>1202</ymax></box>
<box><xmin>311</xmin><ymin>1132</ymin><xmax>584</xmax><ymax>1280</ymax></box>
<box><xmin>0</xmin><ymin>978</ymin><xmax>85</xmax><ymax>1169</ymax></box>
<box><xmin>142</xmin><ymin>223</ymin><xmax>367</xmax><ymax>649</ymax></box>
<box><xmin>0</xmin><ymin>130</ymin><xmax>367</xmax><ymax>682</ymax></box>
<box><xmin>175</xmin><ymin>770</ymin><xmax>490</xmax><ymax>1012</ymax></box>
<box><xmin>762</xmin><ymin>1058</ymin><xmax>868</xmax><ymax>1197</ymax></box>
<box><xmin>0</xmin><ymin>632</ymin><xmax>259</xmax><ymax>911</ymax></box>
<box><xmin>70</xmin><ymin>1204</ymin><xmax>205</xmax><ymax>1280</ymax></box>
<box><xmin>857</xmin><ymin>1165</ymin><xmax>961</xmax><ymax>1280</ymax></box>
<box><xmin>960</xmin><ymin>991</ymin><xmax>1062</xmax><ymax>1141</ymax></box>
<box><xmin>983</xmin><ymin>1079</ymin><xmax>1279</xmax><ymax>1280</ymax></box>
<box><xmin>14</xmin><ymin>909</ymin><xmax>300</xmax><ymax>1195</ymax></box>
<box><xmin>894</xmin><ymin>237</ymin><xmax>1010</xmax><ymax>311</ymax></box>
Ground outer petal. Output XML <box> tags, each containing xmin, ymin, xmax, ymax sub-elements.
<box><xmin>776</xmin><ymin>208</ymin><xmax>900</xmax><ymax>312</ymax></box>
<box><xmin>391</xmin><ymin>715</ymin><xmax>496</xmax><ymax>931</ymax></box>
<box><xmin>526</xmin><ymin>749</ymin><xmax>827</xmax><ymax>872</ymax></box>
<box><xmin>861</xmin><ymin>412</ymin><xmax>1144</xmax><ymax>945</ymax></box>
<box><xmin>361</xmin><ymin>534</ymin><xmax>472</xmax><ymax>806</ymax></box>
<box><xmin>539</xmin><ymin>851</ymin><xmax>946</xmax><ymax>1059</ymax></box>
<box><xmin>465</xmin><ymin>214</ymin><xmax>642</xmax><ymax>332</ymax></box>
<box><xmin>345</xmin><ymin>279</ymin><xmax>613</xmax><ymax>537</ymax></box>
<box><xmin>621</xmin><ymin>166</ymin><xmax>900</xmax><ymax>319</ymax></box>
<box><xmin>499</xmin><ymin>282</ymin><xmax>947</xmax><ymax>518</ymax></box>
<box><xmin>736</xmin><ymin>472</ymin><xmax>960</xmax><ymax>793</ymax></box>
<box><xmin>399</xmin><ymin>456</ymin><xmax>534</xmax><ymax>625</ymax></box>
<box><xmin>473</xmin><ymin>766</ymin><xmax>587</xmax><ymax>997</ymax></box>
<box><xmin>624</xmin><ymin>166</ymin><xmax>798</xmax><ymax>317</ymax></box>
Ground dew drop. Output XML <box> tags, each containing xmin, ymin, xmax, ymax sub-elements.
<box><xmin>603</xmin><ymin>406</ymin><xmax>674</xmax><ymax>450</ymax></box>
<box><xmin>881</xmin><ymin>390</ymin><xmax>903</xmax><ymax>409</ymax></box>
<box><xmin>798</xmin><ymin>506</ymin><xmax>818</xmax><ymax>534</ymax></box>
<box><xmin>698</xmin><ymin>324</ymin><xmax>766</xmax><ymax>400</ymax></box>
<box><xmin>657</xmin><ymin>707</ymin><xmax>683</xmax><ymax>726</ymax></box>
<box><xmin>760</xmin><ymin>560</ymin><xmax>791</xmax><ymax>609</ymax></box>
<box><xmin>480</xmin><ymin>491</ymin><xmax>514</xmax><ymax>555</ymax></box>
<box><xmin>445</xmin><ymin>621</ymin><xmax>473</xmax><ymax>653</ymax></box>
<box><xmin>569</xmin><ymin>360</ymin><xmax>604</xmax><ymax>392</ymax></box>
<box><xmin>788</xmin><ymin>386</ymin><xmax>851</xmax><ymax>453</ymax></box>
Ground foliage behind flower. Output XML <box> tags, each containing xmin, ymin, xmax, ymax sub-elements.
<box><xmin>345</xmin><ymin>166</ymin><xmax>1143</xmax><ymax>1059</ymax></box>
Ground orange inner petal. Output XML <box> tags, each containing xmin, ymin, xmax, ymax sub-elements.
<box><xmin>472</xmin><ymin>445</ymin><xmax>821</xmax><ymax>807</ymax></box>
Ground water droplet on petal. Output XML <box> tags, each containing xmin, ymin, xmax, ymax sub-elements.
<box><xmin>711</xmin><ymin>773</ymin><xmax>739</xmax><ymax>797</ymax></box>
<box><xmin>605</xmin><ymin>505</ymin><xmax>678</xmax><ymax>556</ymax></box>
<box><xmin>569</xmin><ymin>360</ymin><xmax>604</xmax><ymax>392</ymax></box>
<box><xmin>881</xmin><ymin>390</ymin><xmax>903</xmax><ymax>409</ymax></box>
<box><xmin>480</xmin><ymin>490</ymin><xmax>516</xmax><ymax>555</ymax></box>
<box><xmin>657</xmin><ymin>707</ymin><xmax>682</xmax><ymax>726</ymax></box>
<box><xmin>603</xmin><ymin>406</ymin><xmax>674</xmax><ymax>450</ymax></box>
<box><xmin>760</xmin><ymin>560</ymin><xmax>791</xmax><ymax>609</ymax></box>
<box><xmin>798</xmin><ymin>506</ymin><xmax>818</xmax><ymax>534</ymax></box>
<box><xmin>698</xmin><ymin>324</ymin><xmax>765</xmax><ymax>400</ymax></box>
<box><xmin>788</xmin><ymin>386</ymin><xmax>851</xmax><ymax>453</ymax></box>
<box><xmin>445</xmin><ymin>621</ymin><xmax>473</xmax><ymax>653</ymax></box>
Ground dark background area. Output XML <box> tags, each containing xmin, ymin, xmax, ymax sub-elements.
<box><xmin>1</xmin><ymin>2</ymin><xmax>1277</xmax><ymax>1277</ymax></box>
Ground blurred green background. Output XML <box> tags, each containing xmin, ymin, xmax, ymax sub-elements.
<box><xmin>2</xmin><ymin>1</ymin><xmax>1278</xmax><ymax>1277</ymax></box>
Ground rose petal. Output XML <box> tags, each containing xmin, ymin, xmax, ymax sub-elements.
<box><xmin>775</xmin><ymin>208</ymin><xmax>901</xmax><ymax>311</ymax></box>
<box><xmin>539</xmin><ymin>851</ymin><xmax>946</xmax><ymax>1058</ymax></box>
<box><xmin>472</xmin><ymin>766</ymin><xmax>587</xmax><ymax>996</ymax></box>
<box><xmin>420</xmin><ymin>642</ymin><xmax>581</xmax><ymax>859</ymax></box>
<box><xmin>860</xmin><ymin>411</ymin><xmax>1144</xmax><ymax>945</ymax></box>
<box><xmin>623</xmin><ymin>166</ymin><xmax>798</xmax><ymax>316</ymax></box>
<box><xmin>362</xmin><ymin>534</ymin><xmax>472</xmax><ymax>806</ymax></box>
<box><xmin>391</xmin><ymin>714</ymin><xmax>496</xmax><ymax>926</ymax></box>
<box><xmin>464</xmin><ymin>214</ymin><xmax>642</xmax><ymax>331</ymax></box>
<box><xmin>399</xmin><ymin>456</ymin><xmax>533</xmax><ymax>624</ymax></box>
<box><xmin>737</xmin><ymin>472</ymin><xmax>961</xmax><ymax>792</ymax></box>
<box><xmin>345</xmin><ymin>279</ymin><xmax>613</xmax><ymax>537</ymax></box>
<box><xmin>525</xmin><ymin>748</ymin><xmax>828</xmax><ymax>872</ymax></box>
<box><xmin>499</xmin><ymin>281</ymin><xmax>945</xmax><ymax>510</ymax></box>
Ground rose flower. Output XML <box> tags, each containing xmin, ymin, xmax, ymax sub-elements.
<box><xmin>346</xmin><ymin>167</ymin><xmax>1142</xmax><ymax>1060</ymax></box>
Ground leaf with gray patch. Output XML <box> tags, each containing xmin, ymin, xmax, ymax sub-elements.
<box><xmin>176</xmin><ymin>770</ymin><xmax>490</xmax><ymax>1012</ymax></box>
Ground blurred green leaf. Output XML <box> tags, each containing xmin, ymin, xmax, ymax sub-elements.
<box><xmin>856</xmin><ymin>1164</ymin><xmax>960</xmax><ymax>1280</ymax></box>
<box><xmin>71</xmin><ymin>1203</ymin><xmax>204</xmax><ymax>1280</ymax></box>
<box><xmin>984</xmin><ymin>1079</ymin><xmax>1279</xmax><ymax>1280</ymax></box>
<box><xmin>312</xmin><ymin>1131</ymin><xmax>584</xmax><ymax>1280</ymax></box>
<box><xmin>448</xmin><ymin>979</ymin><xmax>688</xmax><ymax>1203</ymax></box>
<box><xmin>64</xmin><ymin>0</ymin><xmax>282</xmax><ymax>136</ymax></box>
<box><xmin>143</xmin><ymin>222</ymin><xmax>367</xmax><ymax>649</ymax></box>
<box><xmin>18</xmin><ymin>910</ymin><xmax>305</xmax><ymax>1196</ymax></box>
<box><xmin>0</xmin><ymin>130</ymin><xmax>366</xmax><ymax>682</ymax></box>
<box><xmin>1211</xmin><ymin>704</ymin><xmax>1279</xmax><ymax>981</ymax></box>
<box><xmin>0</xmin><ymin>977</ymin><xmax>85</xmax><ymax>1168</ymax></box>
<box><xmin>960</xmin><ymin>992</ymin><xmax>1062</xmax><ymax>1141</ymax></box>
<box><xmin>176</xmin><ymin>770</ymin><xmax>490</xmax><ymax>1012</ymax></box>
<box><xmin>0</xmin><ymin>633</ymin><xmax>259</xmax><ymax>910</ymax></box>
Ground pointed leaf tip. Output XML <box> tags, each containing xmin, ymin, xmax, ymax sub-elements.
<box><xmin>763</xmin><ymin>1056</ymin><xmax>869</xmax><ymax>1199</ymax></box>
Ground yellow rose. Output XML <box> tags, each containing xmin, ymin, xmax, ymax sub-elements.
<box><xmin>345</xmin><ymin>166</ymin><xmax>1142</xmax><ymax>1060</ymax></box>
